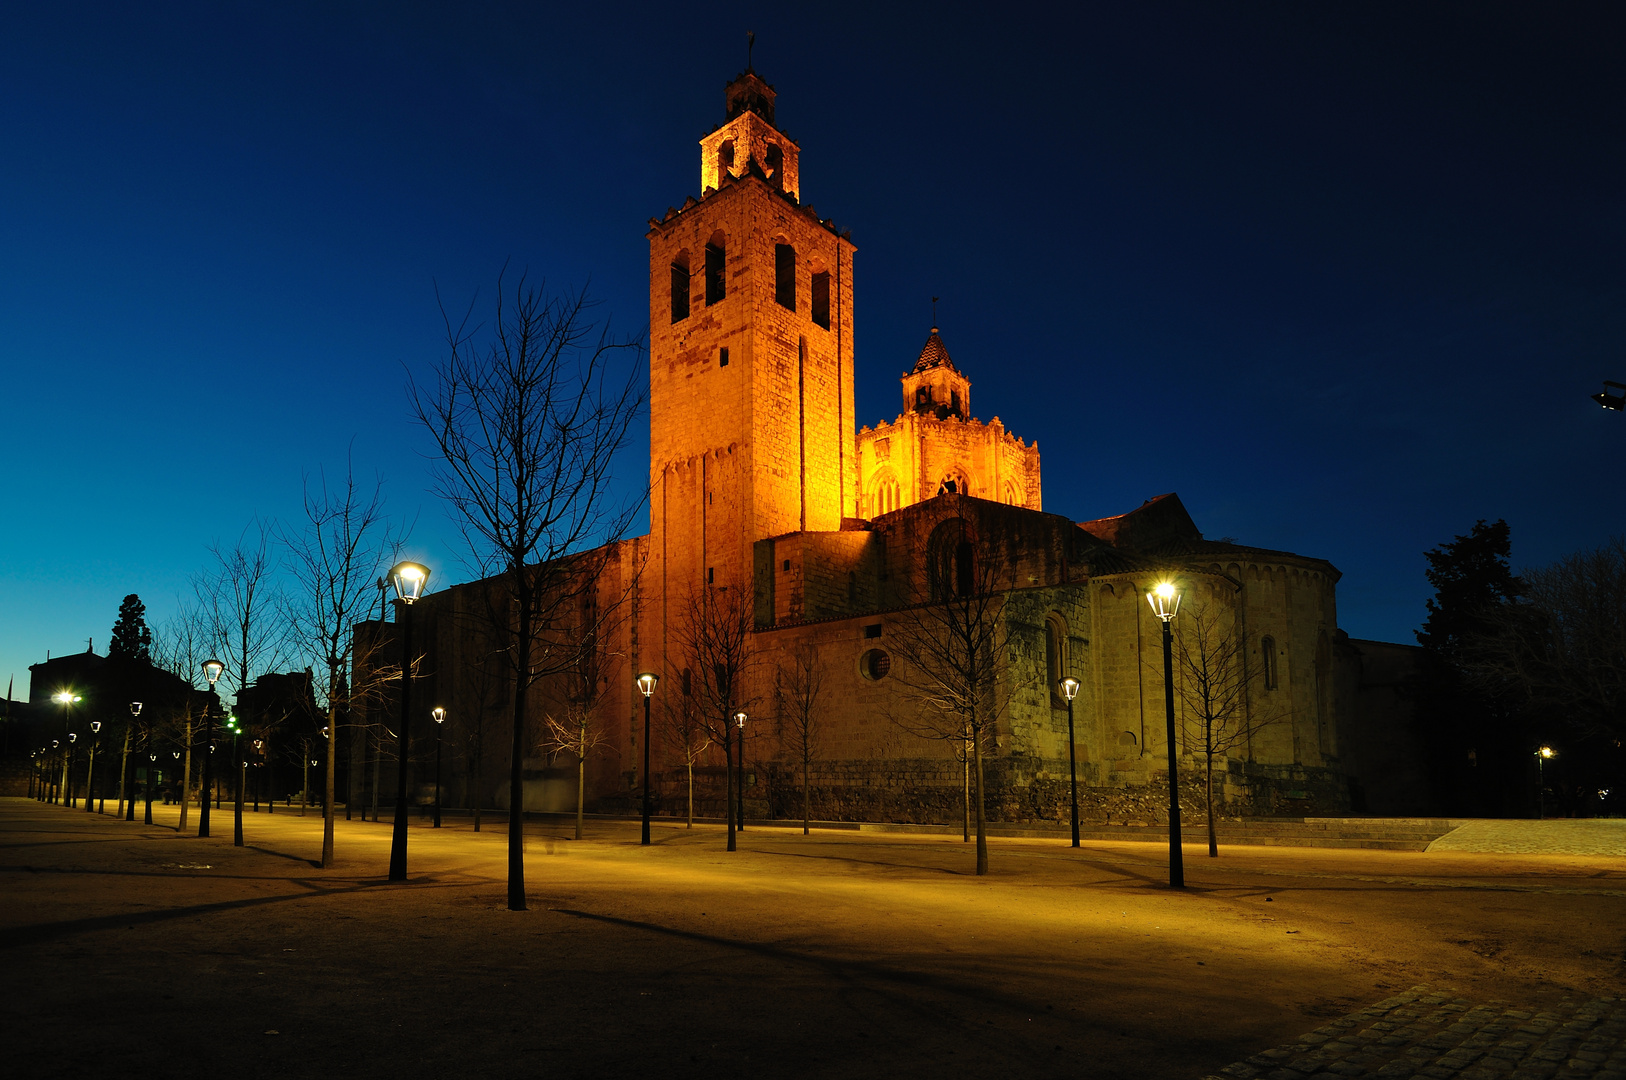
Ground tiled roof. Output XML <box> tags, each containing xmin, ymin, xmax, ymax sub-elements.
<box><xmin>911</xmin><ymin>327</ymin><xmax>960</xmax><ymax>374</ymax></box>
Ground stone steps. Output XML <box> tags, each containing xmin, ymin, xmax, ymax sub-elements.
<box><xmin>852</xmin><ymin>816</ymin><xmax>1464</xmax><ymax>850</ymax></box>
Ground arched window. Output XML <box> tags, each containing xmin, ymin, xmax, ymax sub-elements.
<box><xmin>927</xmin><ymin>518</ymin><xmax>975</xmax><ymax>600</ymax></box>
<box><xmin>670</xmin><ymin>250</ymin><xmax>690</xmax><ymax>323</ymax></box>
<box><xmin>1261</xmin><ymin>636</ymin><xmax>1278</xmax><ymax>691</ymax></box>
<box><xmin>1003</xmin><ymin>480</ymin><xmax>1021</xmax><ymax>506</ymax></box>
<box><xmin>775</xmin><ymin>243</ymin><xmax>796</xmax><ymax>310</ymax></box>
<box><xmin>811</xmin><ymin>269</ymin><xmax>830</xmax><ymax>329</ymax></box>
<box><xmin>764</xmin><ymin>142</ymin><xmax>783</xmax><ymax>185</ymax></box>
<box><xmin>1045</xmin><ymin>613</ymin><xmax>1068</xmax><ymax>708</ymax></box>
<box><xmin>705</xmin><ymin>231</ymin><xmax>726</xmax><ymax>305</ymax></box>
<box><xmin>717</xmin><ymin>139</ymin><xmax>735</xmax><ymax>181</ymax></box>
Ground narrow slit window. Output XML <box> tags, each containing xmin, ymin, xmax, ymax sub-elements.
<box><xmin>811</xmin><ymin>270</ymin><xmax>830</xmax><ymax>329</ymax></box>
<box><xmin>719</xmin><ymin>347</ymin><xmax>729</xmax><ymax>368</ymax></box>
<box><xmin>705</xmin><ymin>241</ymin><xmax>726</xmax><ymax>304</ymax></box>
<box><xmin>670</xmin><ymin>254</ymin><xmax>690</xmax><ymax>323</ymax></box>
<box><xmin>775</xmin><ymin>243</ymin><xmax>796</xmax><ymax>310</ymax></box>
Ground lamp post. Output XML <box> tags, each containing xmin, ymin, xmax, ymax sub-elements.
<box><xmin>636</xmin><ymin>673</ymin><xmax>659</xmax><ymax>845</ymax></box>
<box><xmin>87</xmin><ymin>720</ymin><xmax>103</xmax><ymax>814</ymax></box>
<box><xmin>1059</xmin><ymin>676</ymin><xmax>1082</xmax><ymax>847</ymax></box>
<box><xmin>201</xmin><ymin>658</ymin><xmax>224</xmax><ymax>837</ymax></box>
<box><xmin>253</xmin><ymin>738</ymin><xmax>264</xmax><ymax>813</ymax></box>
<box><xmin>732</xmin><ymin>710</ymin><xmax>748</xmax><ymax>834</ymax></box>
<box><xmin>53</xmin><ymin>692</ymin><xmax>80</xmax><ymax>807</ymax></box>
<box><xmin>1147</xmin><ymin>580</ymin><xmax>1185</xmax><ymax>889</ymax></box>
<box><xmin>228</xmin><ymin>714</ymin><xmax>244</xmax><ymax>846</ymax></box>
<box><xmin>388</xmin><ymin>560</ymin><xmax>429</xmax><ymax>882</ymax></box>
<box><xmin>50</xmin><ymin>740</ymin><xmax>60</xmax><ymax>803</ymax></box>
<box><xmin>432</xmin><ymin>707</ymin><xmax>446</xmax><ymax>828</ymax></box>
<box><xmin>145</xmin><ymin>749</ymin><xmax>157</xmax><ymax>824</ymax></box>
<box><xmin>1536</xmin><ymin>745</ymin><xmax>1556</xmax><ymax>818</ymax></box>
<box><xmin>66</xmin><ymin>732</ymin><xmax>79</xmax><ymax>808</ymax></box>
<box><xmin>125</xmin><ymin>703</ymin><xmax>142</xmax><ymax>821</ymax></box>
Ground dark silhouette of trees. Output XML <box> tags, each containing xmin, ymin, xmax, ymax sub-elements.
<box><xmin>410</xmin><ymin>271</ymin><xmax>644</xmax><ymax>910</ymax></box>
<box><xmin>109</xmin><ymin>595</ymin><xmax>153</xmax><ymax>664</ymax></box>
<box><xmin>1414</xmin><ymin>519</ymin><xmax>1525</xmax><ymax>815</ymax></box>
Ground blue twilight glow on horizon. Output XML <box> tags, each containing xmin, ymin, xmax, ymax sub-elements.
<box><xmin>2</xmin><ymin>4</ymin><xmax>1623</xmax><ymax>698</ymax></box>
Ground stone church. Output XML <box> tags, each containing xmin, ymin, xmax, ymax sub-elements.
<box><xmin>355</xmin><ymin>67</ymin><xmax>1418</xmax><ymax>824</ymax></box>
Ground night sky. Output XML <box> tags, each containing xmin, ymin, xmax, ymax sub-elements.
<box><xmin>4</xmin><ymin>2</ymin><xmax>1623</xmax><ymax>698</ymax></box>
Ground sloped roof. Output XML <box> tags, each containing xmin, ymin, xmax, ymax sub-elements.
<box><xmin>911</xmin><ymin>327</ymin><xmax>961</xmax><ymax>374</ymax></box>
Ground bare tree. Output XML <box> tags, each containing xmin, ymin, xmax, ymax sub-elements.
<box><xmin>669</xmin><ymin>584</ymin><xmax>758</xmax><ymax>850</ymax></box>
<box><xmin>197</xmin><ymin>519</ymin><xmax>286</xmax><ymax>839</ymax></box>
<box><xmin>538</xmin><ymin>667</ymin><xmax>612</xmax><ymax>840</ymax></box>
<box><xmin>410</xmin><ymin>271</ymin><xmax>644</xmax><ymax>911</ymax></box>
<box><xmin>1172</xmin><ymin>597</ymin><xmax>1281</xmax><ymax>857</ymax></box>
<box><xmin>152</xmin><ymin>601</ymin><xmax>214</xmax><ymax>833</ymax></box>
<box><xmin>1468</xmin><ymin>536</ymin><xmax>1626</xmax><ymax>743</ymax></box>
<box><xmin>774</xmin><ymin>643</ymin><xmax>825</xmax><ymax>834</ymax></box>
<box><xmin>281</xmin><ymin>464</ymin><xmax>402</xmax><ymax>867</ymax></box>
<box><xmin>885</xmin><ymin>519</ymin><xmax>1017</xmax><ymax>875</ymax></box>
<box><xmin>658</xmin><ymin>682</ymin><xmax>711</xmax><ymax>828</ymax></box>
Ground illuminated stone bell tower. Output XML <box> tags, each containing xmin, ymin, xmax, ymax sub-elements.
<box><xmin>646</xmin><ymin>68</ymin><xmax>857</xmax><ymax>606</ymax></box>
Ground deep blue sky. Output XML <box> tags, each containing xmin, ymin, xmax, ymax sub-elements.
<box><xmin>4</xmin><ymin>2</ymin><xmax>1623</xmax><ymax>698</ymax></box>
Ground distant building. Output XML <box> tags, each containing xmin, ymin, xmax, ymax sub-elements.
<box><xmin>353</xmin><ymin>67</ymin><xmax>1419</xmax><ymax>822</ymax></box>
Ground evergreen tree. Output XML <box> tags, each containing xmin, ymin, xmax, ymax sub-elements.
<box><xmin>1414</xmin><ymin>520</ymin><xmax>1525</xmax><ymax>815</ymax></box>
<box><xmin>109</xmin><ymin>594</ymin><xmax>153</xmax><ymax>664</ymax></box>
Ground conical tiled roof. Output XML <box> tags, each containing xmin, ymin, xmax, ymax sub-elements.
<box><xmin>911</xmin><ymin>327</ymin><xmax>960</xmax><ymax>374</ymax></box>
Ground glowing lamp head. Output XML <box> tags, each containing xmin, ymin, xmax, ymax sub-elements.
<box><xmin>91</xmin><ymin>721</ymin><xmax>101</xmax><ymax>734</ymax></box>
<box><xmin>636</xmin><ymin>672</ymin><xmax>660</xmax><ymax>698</ymax></box>
<box><xmin>1147</xmin><ymin>581</ymin><xmax>1182</xmax><ymax>622</ymax></box>
<box><xmin>733</xmin><ymin>710</ymin><xmax>748</xmax><ymax>729</ymax></box>
<box><xmin>203</xmin><ymin>659</ymin><xmax>224</xmax><ymax>686</ymax></box>
<box><xmin>53</xmin><ymin>691</ymin><xmax>81</xmax><ymax>705</ymax></box>
<box><xmin>432</xmin><ymin>706</ymin><xmax>446</xmax><ymax>725</ymax></box>
<box><xmin>1059</xmin><ymin>676</ymin><xmax>1081</xmax><ymax>702</ymax></box>
<box><xmin>1538</xmin><ymin>745</ymin><xmax>1556</xmax><ymax>759</ymax></box>
<box><xmin>390</xmin><ymin>561</ymin><xmax>431</xmax><ymax>604</ymax></box>
<box><xmin>68</xmin><ymin>732</ymin><xmax>77</xmax><ymax>743</ymax></box>
<box><xmin>130</xmin><ymin>701</ymin><xmax>142</xmax><ymax>717</ymax></box>
<box><xmin>253</xmin><ymin>739</ymin><xmax>263</xmax><ymax>752</ymax></box>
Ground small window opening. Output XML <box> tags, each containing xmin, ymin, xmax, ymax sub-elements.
<box><xmin>705</xmin><ymin>240</ymin><xmax>726</xmax><ymax>305</ymax></box>
<box><xmin>669</xmin><ymin>255</ymin><xmax>690</xmax><ymax>323</ymax></box>
<box><xmin>811</xmin><ymin>271</ymin><xmax>830</xmax><ymax>329</ymax></box>
<box><xmin>955</xmin><ymin>540</ymin><xmax>975</xmax><ymax>596</ymax></box>
<box><xmin>1262</xmin><ymin>636</ymin><xmax>1278</xmax><ymax>691</ymax></box>
<box><xmin>707</xmin><ymin>567</ymin><xmax>714</xmax><ymax>584</ymax></box>
<box><xmin>719</xmin><ymin>347</ymin><xmax>729</xmax><ymax>368</ymax></box>
<box><xmin>775</xmin><ymin>243</ymin><xmax>796</xmax><ymax>310</ymax></box>
<box><xmin>682</xmin><ymin>668</ymin><xmax>693</xmax><ymax>697</ymax></box>
<box><xmin>864</xmin><ymin>624</ymin><xmax>882</xmax><ymax>639</ymax></box>
<box><xmin>782</xmin><ymin>559</ymin><xmax>791</xmax><ymax>572</ymax></box>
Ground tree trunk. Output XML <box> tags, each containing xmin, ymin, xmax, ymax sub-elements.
<box><xmin>962</xmin><ymin>739</ymin><xmax>970</xmax><ymax>843</ymax></box>
<box><xmin>178</xmin><ymin>721</ymin><xmax>192</xmax><ymax>833</ymax></box>
<box><xmin>801</xmin><ymin>751</ymin><xmax>810</xmax><ymax>835</ymax></box>
<box><xmin>724</xmin><ymin>724</ymin><xmax>736</xmax><ymax>852</ymax></box>
<box><xmin>575</xmin><ymin>752</ymin><xmax>585</xmax><ymax>841</ymax></box>
<box><xmin>117</xmin><ymin>729</ymin><xmax>131</xmax><ymax>819</ymax></box>
<box><xmin>1206</xmin><ymin>746</ymin><xmax>1218</xmax><ymax>858</ymax></box>
<box><xmin>686</xmin><ymin>760</ymin><xmax>694</xmax><ymax>828</ymax></box>
<box><xmin>973</xmin><ymin>729</ymin><xmax>988</xmax><ymax>876</ymax></box>
<box><xmin>507</xmin><ymin>600</ymin><xmax>531</xmax><ymax>912</ymax></box>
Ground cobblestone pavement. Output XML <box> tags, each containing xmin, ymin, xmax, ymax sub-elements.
<box><xmin>1205</xmin><ymin>988</ymin><xmax>1625</xmax><ymax>1080</ymax></box>
<box><xmin>1427</xmin><ymin>820</ymin><xmax>1626</xmax><ymax>856</ymax></box>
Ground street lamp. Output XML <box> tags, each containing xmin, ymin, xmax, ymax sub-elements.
<box><xmin>253</xmin><ymin>738</ymin><xmax>264</xmax><ymax>813</ymax></box>
<box><xmin>1536</xmin><ymin>745</ymin><xmax>1556</xmax><ymax>818</ymax></box>
<box><xmin>1147</xmin><ymin>580</ymin><xmax>1185</xmax><ymax>889</ymax></box>
<box><xmin>200</xmin><ymin>658</ymin><xmax>224</xmax><ymax>838</ymax></box>
<box><xmin>125</xmin><ymin>702</ymin><xmax>142</xmax><ymax>821</ymax></box>
<box><xmin>145</xmin><ymin>749</ymin><xmax>157</xmax><ymax>824</ymax></box>
<box><xmin>432</xmin><ymin>706</ymin><xmax>446</xmax><ymax>828</ymax></box>
<box><xmin>1059</xmin><ymin>676</ymin><xmax>1082</xmax><ymax>847</ymax></box>
<box><xmin>388</xmin><ymin>559</ymin><xmax>430</xmax><ymax>882</ymax></box>
<box><xmin>636</xmin><ymin>673</ymin><xmax>659</xmax><ymax>845</ymax></box>
<box><xmin>1592</xmin><ymin>380</ymin><xmax>1626</xmax><ymax>411</ymax></box>
<box><xmin>67</xmin><ymin>732</ymin><xmax>79</xmax><ymax>808</ymax></box>
<box><xmin>227</xmin><ymin>713</ymin><xmax>244</xmax><ymax>846</ymax></box>
<box><xmin>733</xmin><ymin>710</ymin><xmax>748</xmax><ymax>835</ymax></box>
<box><xmin>53</xmin><ymin>692</ymin><xmax>80</xmax><ymax>808</ymax></box>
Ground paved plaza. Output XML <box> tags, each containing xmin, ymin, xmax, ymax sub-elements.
<box><xmin>2</xmin><ymin>798</ymin><xmax>1622</xmax><ymax>1078</ymax></box>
